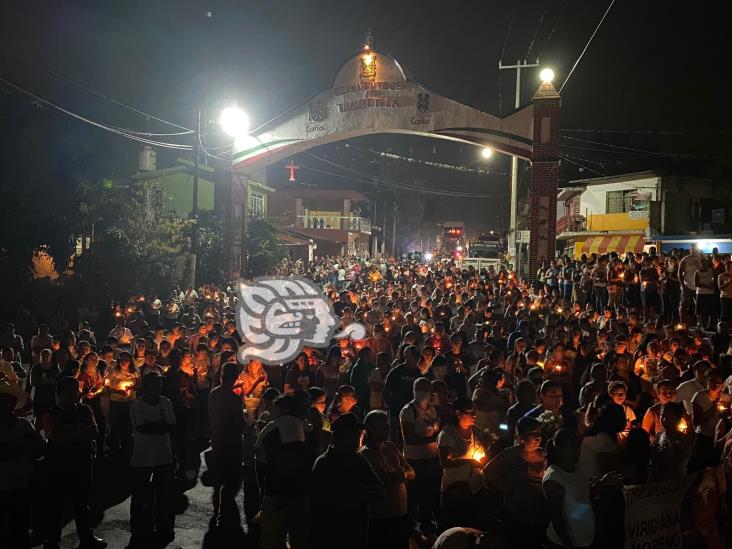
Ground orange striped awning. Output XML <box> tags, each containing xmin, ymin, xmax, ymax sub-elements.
<box><xmin>574</xmin><ymin>235</ymin><xmax>645</xmax><ymax>259</ymax></box>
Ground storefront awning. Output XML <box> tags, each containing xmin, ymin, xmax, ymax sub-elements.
<box><xmin>574</xmin><ymin>234</ymin><xmax>645</xmax><ymax>259</ymax></box>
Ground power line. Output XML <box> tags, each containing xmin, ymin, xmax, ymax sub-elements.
<box><xmin>559</xmin><ymin>0</ymin><xmax>616</xmax><ymax>93</ymax></box>
<box><xmin>0</xmin><ymin>76</ymin><xmax>193</xmax><ymax>150</ymax></box>
<box><xmin>526</xmin><ymin>0</ymin><xmax>552</xmax><ymax>59</ymax></box>
<box><xmin>348</xmin><ymin>145</ymin><xmax>508</xmax><ymax>176</ymax></box>
<box><xmin>498</xmin><ymin>0</ymin><xmax>518</xmax><ymax>114</ymax></box>
<box><xmin>560</xmin><ymin>154</ymin><xmax>605</xmax><ymax>176</ymax></box>
<box><xmin>307</xmin><ymin>153</ymin><xmax>505</xmax><ymax>198</ymax></box>
<box><xmin>537</xmin><ymin>0</ymin><xmax>567</xmax><ymax>59</ymax></box>
<box><xmin>561</xmin><ymin>128</ymin><xmax>731</xmax><ymax>135</ymax></box>
<box><xmin>1</xmin><ymin>45</ymin><xmax>193</xmax><ymax>133</ymax></box>
<box><xmin>558</xmin><ymin>152</ymin><xmax>606</xmax><ymax>167</ymax></box>
<box><xmin>498</xmin><ymin>1</ymin><xmax>518</xmax><ymax>63</ymax></box>
<box><xmin>560</xmin><ymin>134</ymin><xmax>724</xmax><ymax>159</ymax></box>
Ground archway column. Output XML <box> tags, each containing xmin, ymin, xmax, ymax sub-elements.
<box><xmin>528</xmin><ymin>81</ymin><xmax>561</xmax><ymax>280</ymax></box>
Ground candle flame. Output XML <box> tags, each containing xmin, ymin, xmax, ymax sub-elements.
<box><xmin>469</xmin><ymin>445</ymin><xmax>485</xmax><ymax>463</ymax></box>
<box><xmin>677</xmin><ymin>419</ymin><xmax>688</xmax><ymax>433</ymax></box>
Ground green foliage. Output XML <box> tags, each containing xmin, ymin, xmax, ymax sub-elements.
<box><xmin>246</xmin><ymin>218</ymin><xmax>286</xmax><ymax>277</ymax></box>
<box><xmin>194</xmin><ymin>210</ymin><xmax>226</xmax><ymax>286</ymax></box>
<box><xmin>73</xmin><ymin>179</ymin><xmax>194</xmax><ymax>301</ymax></box>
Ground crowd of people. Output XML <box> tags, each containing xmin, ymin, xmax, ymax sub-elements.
<box><xmin>1</xmin><ymin>246</ymin><xmax>730</xmax><ymax>549</ymax></box>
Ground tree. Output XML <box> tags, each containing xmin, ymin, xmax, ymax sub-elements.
<box><xmin>194</xmin><ymin>210</ymin><xmax>226</xmax><ymax>286</ymax></box>
<box><xmin>73</xmin><ymin>178</ymin><xmax>192</xmax><ymax>302</ymax></box>
<box><xmin>246</xmin><ymin>218</ymin><xmax>285</xmax><ymax>277</ymax></box>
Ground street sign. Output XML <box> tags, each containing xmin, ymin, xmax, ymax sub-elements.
<box><xmin>517</xmin><ymin>230</ymin><xmax>530</xmax><ymax>243</ymax></box>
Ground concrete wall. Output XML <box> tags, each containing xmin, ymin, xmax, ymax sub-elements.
<box><xmin>578</xmin><ymin>176</ymin><xmax>659</xmax><ymax>217</ymax></box>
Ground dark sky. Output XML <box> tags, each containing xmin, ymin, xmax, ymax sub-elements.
<box><xmin>3</xmin><ymin>0</ymin><xmax>731</xmax><ymax>234</ymax></box>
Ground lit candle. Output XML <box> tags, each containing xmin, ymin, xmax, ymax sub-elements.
<box><xmin>119</xmin><ymin>381</ymin><xmax>133</xmax><ymax>392</ymax></box>
<box><xmin>718</xmin><ymin>402</ymin><xmax>728</xmax><ymax>413</ymax></box>
<box><xmin>677</xmin><ymin>418</ymin><xmax>688</xmax><ymax>433</ymax></box>
<box><xmin>554</xmin><ymin>364</ymin><xmax>563</xmax><ymax>373</ymax></box>
<box><xmin>468</xmin><ymin>444</ymin><xmax>485</xmax><ymax>463</ymax></box>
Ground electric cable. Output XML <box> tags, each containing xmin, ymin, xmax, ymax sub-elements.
<box><xmin>559</xmin><ymin>0</ymin><xmax>616</xmax><ymax>93</ymax></box>
<box><xmin>0</xmin><ymin>45</ymin><xmax>193</xmax><ymax>133</ymax></box>
<box><xmin>0</xmin><ymin>76</ymin><xmax>193</xmax><ymax>150</ymax></box>
<box><xmin>526</xmin><ymin>0</ymin><xmax>552</xmax><ymax>59</ymax></box>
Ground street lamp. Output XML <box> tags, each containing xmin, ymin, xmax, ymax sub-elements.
<box><xmin>220</xmin><ymin>106</ymin><xmax>250</xmax><ymax>138</ymax></box>
<box><xmin>540</xmin><ymin>68</ymin><xmax>555</xmax><ymax>83</ymax></box>
<box><xmin>481</xmin><ymin>147</ymin><xmax>493</xmax><ymax>159</ymax></box>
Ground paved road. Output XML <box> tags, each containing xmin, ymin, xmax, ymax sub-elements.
<box><xmin>54</xmin><ymin>455</ymin><xmax>247</xmax><ymax>549</ymax></box>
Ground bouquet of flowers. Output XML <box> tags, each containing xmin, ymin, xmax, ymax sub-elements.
<box><xmin>537</xmin><ymin>409</ymin><xmax>564</xmax><ymax>442</ymax></box>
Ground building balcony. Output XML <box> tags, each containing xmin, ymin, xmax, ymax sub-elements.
<box><xmin>296</xmin><ymin>214</ymin><xmax>371</xmax><ymax>234</ymax></box>
<box><xmin>556</xmin><ymin>215</ymin><xmax>586</xmax><ymax>234</ymax></box>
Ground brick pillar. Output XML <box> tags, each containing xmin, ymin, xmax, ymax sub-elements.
<box><xmin>528</xmin><ymin>81</ymin><xmax>561</xmax><ymax>279</ymax></box>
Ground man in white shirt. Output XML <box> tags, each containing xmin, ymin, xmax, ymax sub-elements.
<box><xmin>675</xmin><ymin>360</ymin><xmax>710</xmax><ymax>415</ymax></box>
<box><xmin>678</xmin><ymin>247</ymin><xmax>702</xmax><ymax>325</ymax></box>
<box><xmin>108</xmin><ymin>317</ymin><xmax>133</xmax><ymax>347</ymax></box>
<box><xmin>129</xmin><ymin>372</ymin><xmax>176</xmax><ymax>548</ymax></box>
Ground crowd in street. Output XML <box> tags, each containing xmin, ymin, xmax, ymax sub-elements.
<box><xmin>1</xmin><ymin>246</ymin><xmax>731</xmax><ymax>549</ymax></box>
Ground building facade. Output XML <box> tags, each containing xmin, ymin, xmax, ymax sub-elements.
<box><xmin>269</xmin><ymin>189</ymin><xmax>372</xmax><ymax>257</ymax></box>
<box><xmin>556</xmin><ymin>171</ymin><xmax>731</xmax><ymax>258</ymax></box>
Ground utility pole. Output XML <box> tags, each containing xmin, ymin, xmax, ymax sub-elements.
<box><xmin>189</xmin><ymin>107</ymin><xmax>200</xmax><ymax>289</ymax></box>
<box><xmin>392</xmin><ymin>200</ymin><xmax>397</xmax><ymax>258</ymax></box>
<box><xmin>499</xmin><ymin>58</ymin><xmax>540</xmax><ymax>275</ymax></box>
<box><xmin>189</xmin><ymin>8</ymin><xmax>212</xmax><ymax>289</ymax></box>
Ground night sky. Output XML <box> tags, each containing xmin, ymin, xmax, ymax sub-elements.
<box><xmin>3</xmin><ymin>0</ymin><xmax>730</xmax><ymax>235</ymax></box>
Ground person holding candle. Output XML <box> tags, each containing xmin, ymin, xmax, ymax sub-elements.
<box><xmin>236</xmin><ymin>359</ymin><xmax>269</xmax><ymax>422</ymax></box>
<box><xmin>437</xmin><ymin>397</ymin><xmax>488</xmax><ymax>528</ymax></box>
<box><xmin>78</xmin><ymin>352</ymin><xmax>107</xmax><ymax>452</ymax></box>
<box><xmin>483</xmin><ymin>416</ymin><xmax>549</xmax><ymax>547</ymax></box>
<box><xmin>649</xmin><ymin>402</ymin><xmax>694</xmax><ymax>481</ymax></box>
<box><xmin>103</xmin><ymin>350</ymin><xmax>139</xmax><ymax>457</ymax></box>
<box><xmin>690</xmin><ymin>368</ymin><xmax>729</xmax><ymax>469</ymax></box>
<box><xmin>641</xmin><ymin>379</ymin><xmax>677</xmax><ymax>442</ymax></box>
<box><xmin>607</xmin><ymin>381</ymin><xmax>637</xmax><ymax>439</ymax></box>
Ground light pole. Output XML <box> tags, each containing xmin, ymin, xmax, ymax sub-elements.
<box><xmin>499</xmin><ymin>59</ymin><xmax>539</xmax><ymax>272</ymax></box>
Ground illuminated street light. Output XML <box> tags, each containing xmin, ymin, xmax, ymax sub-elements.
<box><xmin>481</xmin><ymin>147</ymin><xmax>493</xmax><ymax>159</ymax></box>
<box><xmin>540</xmin><ymin>68</ymin><xmax>555</xmax><ymax>83</ymax></box>
<box><xmin>220</xmin><ymin>106</ymin><xmax>249</xmax><ymax>138</ymax></box>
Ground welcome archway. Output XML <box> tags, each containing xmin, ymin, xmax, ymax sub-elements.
<box><xmin>228</xmin><ymin>47</ymin><xmax>561</xmax><ymax>276</ymax></box>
